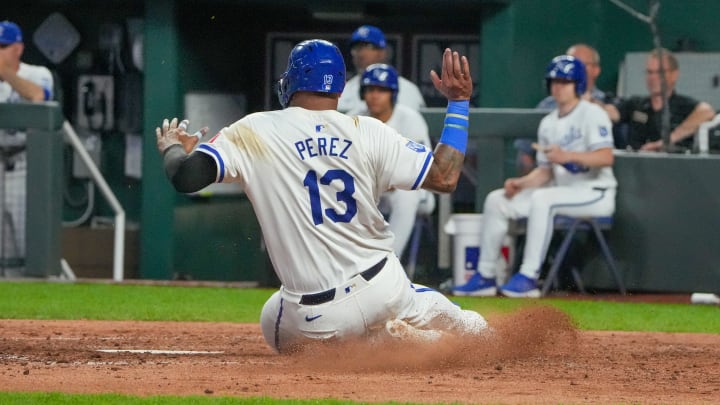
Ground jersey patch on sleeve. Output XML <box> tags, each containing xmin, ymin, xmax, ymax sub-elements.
<box><xmin>405</xmin><ymin>139</ymin><xmax>427</xmax><ymax>153</ymax></box>
<box><xmin>599</xmin><ymin>126</ymin><xmax>609</xmax><ymax>137</ymax></box>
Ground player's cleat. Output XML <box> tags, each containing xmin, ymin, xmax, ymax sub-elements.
<box><xmin>385</xmin><ymin>319</ymin><xmax>444</xmax><ymax>343</ymax></box>
<box><xmin>499</xmin><ymin>273</ymin><xmax>541</xmax><ymax>298</ymax></box>
<box><xmin>451</xmin><ymin>272</ymin><xmax>497</xmax><ymax>297</ymax></box>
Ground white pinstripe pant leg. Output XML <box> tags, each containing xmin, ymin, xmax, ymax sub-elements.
<box><xmin>477</xmin><ymin>188</ymin><xmax>532</xmax><ymax>279</ymax></box>
<box><xmin>518</xmin><ymin>187</ymin><xmax>615</xmax><ymax>279</ymax></box>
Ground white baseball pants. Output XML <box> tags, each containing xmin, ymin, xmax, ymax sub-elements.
<box><xmin>478</xmin><ymin>186</ymin><xmax>616</xmax><ymax>280</ymax></box>
<box><xmin>260</xmin><ymin>254</ymin><xmax>487</xmax><ymax>353</ymax></box>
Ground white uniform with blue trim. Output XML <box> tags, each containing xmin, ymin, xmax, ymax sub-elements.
<box><xmin>197</xmin><ymin>107</ymin><xmax>487</xmax><ymax>352</ymax></box>
<box><xmin>349</xmin><ymin>104</ymin><xmax>436</xmax><ymax>259</ymax></box>
<box><xmin>478</xmin><ymin>100</ymin><xmax>617</xmax><ymax>280</ymax></box>
<box><xmin>0</xmin><ymin>62</ymin><xmax>53</xmax><ymax>104</ymax></box>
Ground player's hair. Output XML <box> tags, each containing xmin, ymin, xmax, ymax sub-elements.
<box><xmin>649</xmin><ymin>48</ymin><xmax>678</xmax><ymax>71</ymax></box>
<box><xmin>566</xmin><ymin>43</ymin><xmax>600</xmax><ymax>65</ymax></box>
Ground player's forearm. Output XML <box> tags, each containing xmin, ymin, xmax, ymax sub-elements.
<box><xmin>564</xmin><ymin>148</ymin><xmax>614</xmax><ymax>168</ymax></box>
<box><xmin>669</xmin><ymin>102</ymin><xmax>716</xmax><ymax>143</ymax></box>
<box><xmin>162</xmin><ymin>145</ymin><xmax>216</xmax><ymax>193</ymax></box>
<box><xmin>518</xmin><ymin>166</ymin><xmax>552</xmax><ymax>188</ymax></box>
<box><xmin>422</xmin><ymin>144</ymin><xmax>464</xmax><ymax>193</ymax></box>
<box><xmin>3</xmin><ymin>71</ymin><xmax>47</xmax><ymax>102</ymax></box>
<box><xmin>423</xmin><ymin>100</ymin><xmax>469</xmax><ymax>193</ymax></box>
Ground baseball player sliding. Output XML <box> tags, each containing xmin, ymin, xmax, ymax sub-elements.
<box><xmin>156</xmin><ymin>40</ymin><xmax>489</xmax><ymax>353</ymax></box>
<box><xmin>453</xmin><ymin>55</ymin><xmax>617</xmax><ymax>298</ymax></box>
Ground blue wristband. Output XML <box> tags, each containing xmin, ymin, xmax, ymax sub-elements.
<box><xmin>439</xmin><ymin>100</ymin><xmax>469</xmax><ymax>153</ymax></box>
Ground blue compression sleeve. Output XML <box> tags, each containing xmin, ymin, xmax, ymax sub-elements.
<box><xmin>439</xmin><ymin>100</ymin><xmax>469</xmax><ymax>153</ymax></box>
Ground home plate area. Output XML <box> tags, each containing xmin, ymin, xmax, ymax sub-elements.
<box><xmin>1</xmin><ymin>309</ymin><xmax>718</xmax><ymax>404</ymax></box>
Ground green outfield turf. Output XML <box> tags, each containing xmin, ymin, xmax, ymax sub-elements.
<box><xmin>1</xmin><ymin>281</ymin><xmax>718</xmax><ymax>333</ymax></box>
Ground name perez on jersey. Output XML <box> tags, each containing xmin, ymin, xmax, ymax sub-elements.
<box><xmin>294</xmin><ymin>136</ymin><xmax>353</xmax><ymax>160</ymax></box>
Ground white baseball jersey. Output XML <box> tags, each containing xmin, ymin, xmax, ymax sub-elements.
<box><xmin>351</xmin><ymin>104</ymin><xmax>431</xmax><ymax>146</ymax></box>
<box><xmin>0</xmin><ymin>62</ymin><xmax>53</xmax><ymax>103</ymax></box>
<box><xmin>338</xmin><ymin>74</ymin><xmax>426</xmax><ymax>113</ymax></box>
<box><xmin>197</xmin><ymin>107</ymin><xmax>433</xmax><ymax>293</ymax></box>
<box><xmin>535</xmin><ymin>100</ymin><xmax>616</xmax><ymax>188</ymax></box>
<box><xmin>351</xmin><ymin>104</ymin><xmax>435</xmax><ymax>258</ymax></box>
<box><xmin>477</xmin><ymin>100</ymin><xmax>617</xmax><ymax>281</ymax></box>
<box><xmin>198</xmin><ymin>106</ymin><xmax>488</xmax><ymax>352</ymax></box>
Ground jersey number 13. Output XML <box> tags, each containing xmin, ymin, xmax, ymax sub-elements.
<box><xmin>303</xmin><ymin>169</ymin><xmax>357</xmax><ymax>225</ymax></box>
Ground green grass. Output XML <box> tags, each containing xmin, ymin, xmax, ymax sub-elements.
<box><xmin>0</xmin><ymin>282</ymin><xmax>272</xmax><ymax>322</ymax></box>
<box><xmin>1</xmin><ymin>281</ymin><xmax>718</xmax><ymax>333</ymax></box>
<box><xmin>1</xmin><ymin>281</ymin><xmax>718</xmax><ymax>405</ymax></box>
<box><xmin>452</xmin><ymin>296</ymin><xmax>720</xmax><ymax>333</ymax></box>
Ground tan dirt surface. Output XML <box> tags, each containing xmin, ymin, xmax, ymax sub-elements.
<box><xmin>1</xmin><ymin>305</ymin><xmax>719</xmax><ymax>405</ymax></box>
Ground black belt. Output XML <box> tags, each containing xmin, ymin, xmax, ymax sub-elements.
<box><xmin>299</xmin><ymin>257</ymin><xmax>388</xmax><ymax>306</ymax></box>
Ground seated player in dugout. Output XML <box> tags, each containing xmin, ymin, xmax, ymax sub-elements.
<box><xmin>453</xmin><ymin>55</ymin><xmax>617</xmax><ymax>298</ymax></box>
<box><xmin>518</xmin><ymin>43</ymin><xmax>613</xmax><ymax>175</ymax></box>
<box><xmin>351</xmin><ymin>63</ymin><xmax>436</xmax><ymax>270</ymax></box>
<box><xmin>156</xmin><ymin>40</ymin><xmax>491</xmax><ymax>352</ymax></box>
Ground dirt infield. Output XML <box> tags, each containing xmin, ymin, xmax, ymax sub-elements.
<box><xmin>1</xmin><ymin>305</ymin><xmax>719</xmax><ymax>405</ymax></box>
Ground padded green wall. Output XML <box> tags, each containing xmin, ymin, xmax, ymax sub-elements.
<box><xmin>480</xmin><ymin>0</ymin><xmax>720</xmax><ymax>107</ymax></box>
<box><xmin>140</xmin><ymin>0</ymin><xmax>182</xmax><ymax>279</ymax></box>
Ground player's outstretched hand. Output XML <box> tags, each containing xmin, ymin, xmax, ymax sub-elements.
<box><xmin>156</xmin><ymin>118</ymin><xmax>209</xmax><ymax>154</ymax></box>
<box><xmin>430</xmin><ymin>48</ymin><xmax>472</xmax><ymax>101</ymax></box>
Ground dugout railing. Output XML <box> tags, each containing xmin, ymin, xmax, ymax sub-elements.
<box><xmin>0</xmin><ymin>102</ymin><xmax>125</xmax><ymax>281</ymax></box>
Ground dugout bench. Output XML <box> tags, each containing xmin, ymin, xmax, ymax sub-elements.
<box><xmin>422</xmin><ymin>108</ymin><xmax>720</xmax><ymax>293</ymax></box>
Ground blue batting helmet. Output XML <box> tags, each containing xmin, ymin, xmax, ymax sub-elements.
<box><xmin>545</xmin><ymin>55</ymin><xmax>587</xmax><ymax>97</ymax></box>
<box><xmin>277</xmin><ymin>39</ymin><xmax>346</xmax><ymax>108</ymax></box>
<box><xmin>360</xmin><ymin>63</ymin><xmax>399</xmax><ymax>104</ymax></box>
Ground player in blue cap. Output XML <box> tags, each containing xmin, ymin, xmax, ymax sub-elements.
<box><xmin>0</xmin><ymin>20</ymin><xmax>54</xmax><ymax>267</ymax></box>
<box><xmin>0</xmin><ymin>21</ymin><xmax>53</xmax><ymax>102</ymax></box>
<box><xmin>338</xmin><ymin>25</ymin><xmax>426</xmax><ymax>114</ymax></box>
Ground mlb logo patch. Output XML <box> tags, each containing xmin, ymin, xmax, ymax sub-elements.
<box><xmin>405</xmin><ymin>140</ymin><xmax>426</xmax><ymax>152</ymax></box>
